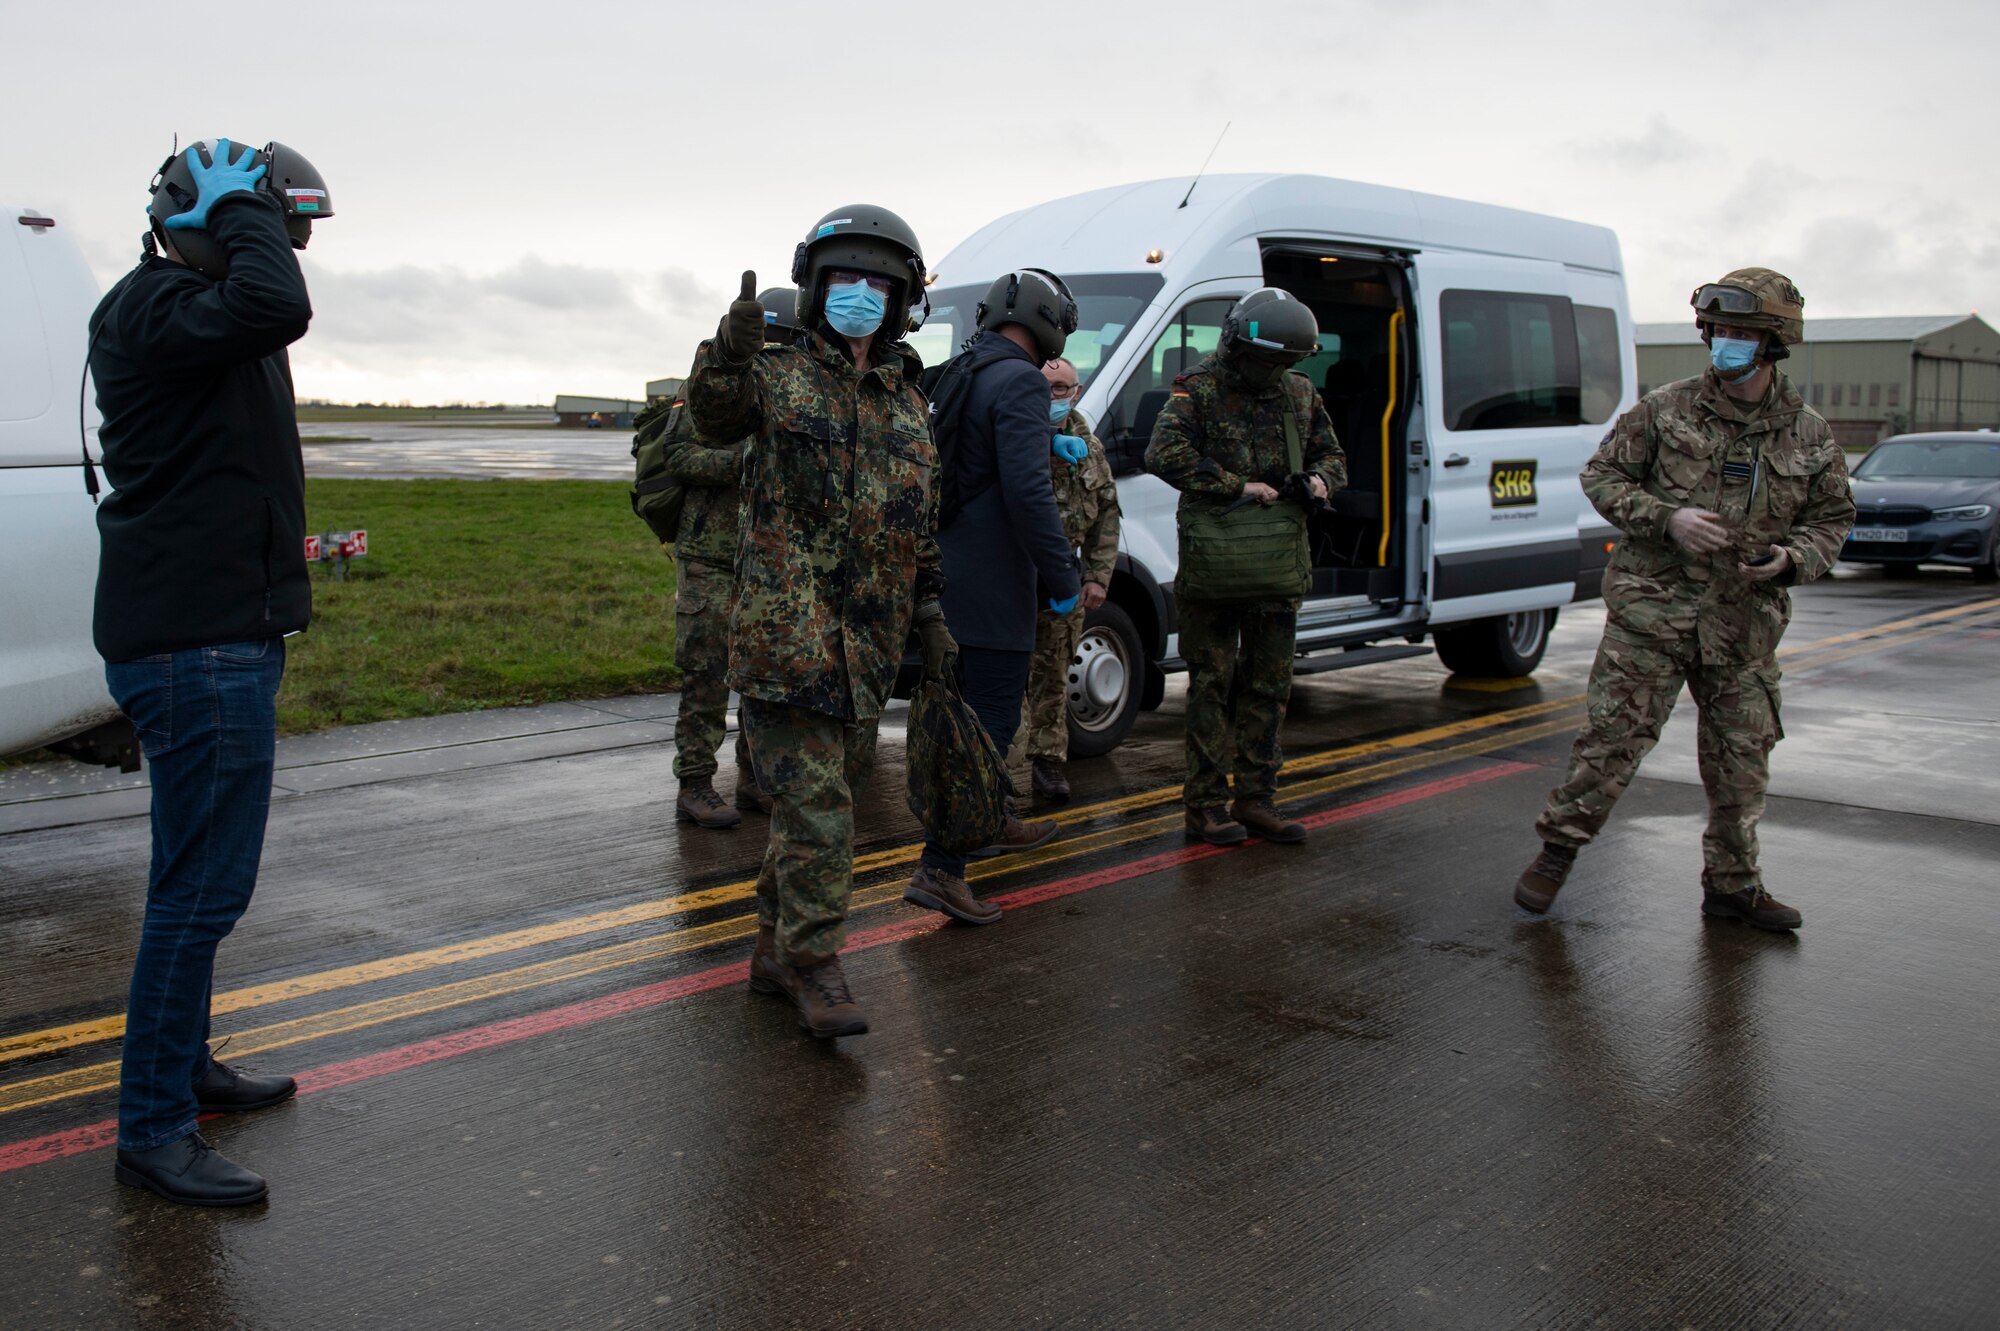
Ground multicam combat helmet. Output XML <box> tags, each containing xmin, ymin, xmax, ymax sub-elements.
<box><xmin>1690</xmin><ymin>267</ymin><xmax>1805</xmax><ymax>346</ymax></box>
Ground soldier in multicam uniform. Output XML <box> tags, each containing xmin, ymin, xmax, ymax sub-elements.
<box><xmin>1145</xmin><ymin>288</ymin><xmax>1346</xmax><ymax>846</ymax></box>
<box><xmin>1011</xmin><ymin>355</ymin><xmax>1122</xmax><ymax>805</ymax></box>
<box><xmin>1515</xmin><ymin>269</ymin><xmax>1855</xmax><ymax>931</ymax></box>
<box><xmin>660</xmin><ymin>290</ymin><xmax>796</xmax><ymax>830</ymax></box>
<box><xmin>687</xmin><ymin>206</ymin><xmax>950</xmax><ymax>1038</ymax></box>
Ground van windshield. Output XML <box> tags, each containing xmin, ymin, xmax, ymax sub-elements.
<box><xmin>907</xmin><ymin>273</ymin><xmax>1165</xmax><ymax>386</ymax></box>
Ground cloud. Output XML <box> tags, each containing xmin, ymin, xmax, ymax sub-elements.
<box><xmin>1579</xmin><ymin>114</ymin><xmax>1697</xmax><ymax>171</ymax></box>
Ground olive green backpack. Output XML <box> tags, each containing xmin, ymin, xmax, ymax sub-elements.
<box><xmin>629</xmin><ymin>398</ymin><xmax>688</xmax><ymax>545</ymax></box>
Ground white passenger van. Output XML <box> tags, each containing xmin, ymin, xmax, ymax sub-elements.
<box><xmin>911</xmin><ymin>173</ymin><xmax>1631</xmax><ymax>755</ymax></box>
<box><xmin>0</xmin><ymin>202</ymin><xmax>125</xmax><ymax>762</ymax></box>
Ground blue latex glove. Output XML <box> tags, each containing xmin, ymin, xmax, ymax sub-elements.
<box><xmin>162</xmin><ymin>139</ymin><xmax>267</xmax><ymax>231</ymax></box>
<box><xmin>1051</xmin><ymin>434</ymin><xmax>1088</xmax><ymax>466</ymax></box>
<box><xmin>1048</xmin><ymin>593</ymin><xmax>1080</xmax><ymax>616</ymax></box>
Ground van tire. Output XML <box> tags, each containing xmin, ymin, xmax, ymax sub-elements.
<box><xmin>1066</xmin><ymin>601</ymin><xmax>1145</xmax><ymax>758</ymax></box>
<box><xmin>1433</xmin><ymin>608</ymin><xmax>1555</xmax><ymax>678</ymax></box>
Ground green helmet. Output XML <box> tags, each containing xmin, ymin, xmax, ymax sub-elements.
<box><xmin>757</xmin><ymin>286</ymin><xmax>802</xmax><ymax>343</ymax></box>
<box><xmin>1691</xmin><ymin>267</ymin><xmax>1805</xmax><ymax>346</ymax></box>
<box><xmin>974</xmin><ymin>268</ymin><xmax>1078</xmax><ymax>361</ymax></box>
<box><xmin>146</xmin><ymin>139</ymin><xmax>332</xmax><ymax>281</ymax></box>
<box><xmin>788</xmin><ymin>204</ymin><xmax>926</xmax><ymax>335</ymax></box>
<box><xmin>1221</xmin><ymin>288</ymin><xmax>1319</xmax><ymax>362</ymax></box>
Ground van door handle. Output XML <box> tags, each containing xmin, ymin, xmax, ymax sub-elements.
<box><xmin>1443</xmin><ymin>453</ymin><xmax>1471</xmax><ymax>468</ymax></box>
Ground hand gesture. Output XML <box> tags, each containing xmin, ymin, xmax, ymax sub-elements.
<box><xmin>718</xmin><ymin>270</ymin><xmax>766</xmax><ymax>363</ymax></box>
<box><xmin>1666</xmin><ymin>506</ymin><xmax>1732</xmax><ymax>555</ymax></box>
<box><xmin>163</xmin><ymin>139</ymin><xmax>266</xmax><ymax>232</ymax></box>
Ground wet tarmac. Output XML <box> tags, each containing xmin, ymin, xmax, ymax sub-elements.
<box><xmin>300</xmin><ymin>422</ymin><xmax>636</xmax><ymax>481</ymax></box>
<box><xmin>1</xmin><ymin>569</ymin><xmax>1996</xmax><ymax>1329</ymax></box>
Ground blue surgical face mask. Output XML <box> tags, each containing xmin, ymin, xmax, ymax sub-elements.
<box><xmin>823</xmin><ymin>279</ymin><xmax>887</xmax><ymax>338</ymax></box>
<box><xmin>1048</xmin><ymin>397</ymin><xmax>1072</xmax><ymax>424</ymax></box>
<box><xmin>1710</xmin><ymin>335</ymin><xmax>1762</xmax><ymax>381</ymax></box>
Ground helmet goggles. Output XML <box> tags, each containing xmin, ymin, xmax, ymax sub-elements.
<box><xmin>1691</xmin><ymin>283</ymin><xmax>1766</xmax><ymax>318</ymax></box>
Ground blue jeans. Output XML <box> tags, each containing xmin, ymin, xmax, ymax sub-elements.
<box><xmin>920</xmin><ymin>645</ymin><xmax>1032</xmax><ymax>879</ymax></box>
<box><xmin>104</xmin><ymin>638</ymin><xmax>285</xmax><ymax>1151</ymax></box>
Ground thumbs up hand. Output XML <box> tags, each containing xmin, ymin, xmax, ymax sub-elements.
<box><xmin>717</xmin><ymin>270</ymin><xmax>767</xmax><ymax>364</ymax></box>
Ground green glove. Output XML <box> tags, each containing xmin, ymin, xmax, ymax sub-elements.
<box><xmin>913</xmin><ymin>600</ymin><xmax>957</xmax><ymax>678</ymax></box>
<box><xmin>716</xmin><ymin>270</ymin><xmax>766</xmax><ymax>364</ymax></box>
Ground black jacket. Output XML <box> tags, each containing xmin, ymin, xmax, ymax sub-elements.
<box><xmin>90</xmin><ymin>192</ymin><xmax>314</xmax><ymax>662</ymax></box>
<box><xmin>937</xmin><ymin>331</ymin><xmax>1080</xmax><ymax>650</ymax></box>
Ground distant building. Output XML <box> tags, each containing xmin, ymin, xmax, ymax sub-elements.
<box><xmin>552</xmin><ymin>395</ymin><xmax>647</xmax><ymax>428</ymax></box>
<box><xmin>645</xmin><ymin>377</ymin><xmax>685</xmax><ymax>403</ymax></box>
<box><xmin>1636</xmin><ymin>315</ymin><xmax>2000</xmax><ymax>447</ymax></box>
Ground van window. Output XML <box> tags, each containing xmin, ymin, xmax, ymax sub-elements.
<box><xmin>1440</xmin><ymin>290</ymin><xmax>1582</xmax><ymax>431</ymax></box>
<box><xmin>1100</xmin><ymin>298</ymin><xmax>1233</xmax><ymax>471</ymax></box>
<box><xmin>1575</xmin><ymin>305</ymin><xmax>1622</xmax><ymax>425</ymax></box>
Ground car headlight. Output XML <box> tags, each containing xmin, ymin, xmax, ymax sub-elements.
<box><xmin>1931</xmin><ymin>505</ymin><xmax>1993</xmax><ymax>522</ymax></box>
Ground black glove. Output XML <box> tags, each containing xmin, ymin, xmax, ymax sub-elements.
<box><xmin>1279</xmin><ymin>472</ymin><xmax>1329</xmax><ymax>515</ymax></box>
<box><xmin>913</xmin><ymin>600</ymin><xmax>957</xmax><ymax>679</ymax></box>
<box><xmin>716</xmin><ymin>270</ymin><xmax>766</xmax><ymax>364</ymax></box>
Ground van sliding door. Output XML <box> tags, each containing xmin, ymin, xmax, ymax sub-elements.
<box><xmin>1415</xmin><ymin>254</ymin><xmax>1595</xmax><ymax>623</ymax></box>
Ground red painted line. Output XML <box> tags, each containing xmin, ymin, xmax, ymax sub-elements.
<box><xmin>0</xmin><ymin>759</ymin><xmax>1531</xmax><ymax>1177</ymax></box>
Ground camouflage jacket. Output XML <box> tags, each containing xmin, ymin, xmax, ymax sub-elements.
<box><xmin>1143</xmin><ymin>353</ymin><xmax>1347</xmax><ymax>505</ymax></box>
<box><xmin>1054</xmin><ymin>408</ymin><xmax>1121</xmax><ymax>587</ymax></box>
<box><xmin>687</xmin><ymin>328</ymin><xmax>942</xmax><ymax>723</ymax></box>
<box><xmin>1586</xmin><ymin>367</ymin><xmax>1854</xmax><ymax>664</ymax></box>
<box><xmin>661</xmin><ymin>342</ymin><xmax>749</xmax><ymax>567</ymax></box>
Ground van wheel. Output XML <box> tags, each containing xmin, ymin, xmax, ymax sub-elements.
<box><xmin>1066</xmin><ymin>601</ymin><xmax>1144</xmax><ymax>758</ymax></box>
<box><xmin>1433</xmin><ymin>608</ymin><xmax>1555</xmax><ymax>678</ymax></box>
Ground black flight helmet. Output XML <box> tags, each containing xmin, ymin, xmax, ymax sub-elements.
<box><xmin>757</xmin><ymin>286</ymin><xmax>802</xmax><ymax>344</ymax></box>
<box><xmin>1221</xmin><ymin>288</ymin><xmax>1320</xmax><ymax>364</ymax></box>
<box><xmin>974</xmin><ymin>268</ymin><xmax>1079</xmax><ymax>362</ymax></box>
<box><xmin>789</xmin><ymin>204</ymin><xmax>926</xmax><ymax>336</ymax></box>
<box><xmin>146</xmin><ymin>139</ymin><xmax>333</xmax><ymax>281</ymax></box>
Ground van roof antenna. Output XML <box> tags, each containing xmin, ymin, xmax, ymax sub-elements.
<box><xmin>1178</xmin><ymin>121</ymin><xmax>1231</xmax><ymax>209</ymax></box>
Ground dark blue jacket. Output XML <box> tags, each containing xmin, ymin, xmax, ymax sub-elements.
<box><xmin>937</xmin><ymin>331</ymin><xmax>1080</xmax><ymax>650</ymax></box>
<box><xmin>90</xmin><ymin>192</ymin><xmax>313</xmax><ymax>661</ymax></box>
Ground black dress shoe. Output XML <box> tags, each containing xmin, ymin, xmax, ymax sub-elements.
<box><xmin>116</xmin><ymin>1133</ymin><xmax>267</xmax><ymax>1207</ymax></box>
<box><xmin>193</xmin><ymin>1058</ymin><xmax>297</xmax><ymax>1113</ymax></box>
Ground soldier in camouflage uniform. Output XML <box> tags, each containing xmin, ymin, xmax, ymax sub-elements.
<box><xmin>662</xmin><ymin>314</ymin><xmax>784</xmax><ymax>828</ymax></box>
<box><xmin>1145</xmin><ymin>289</ymin><xmax>1346</xmax><ymax>846</ymax></box>
<box><xmin>1009</xmin><ymin>355</ymin><xmax>1122</xmax><ymax>804</ymax></box>
<box><xmin>1516</xmin><ymin>269</ymin><xmax>1855</xmax><ymax>931</ymax></box>
<box><xmin>687</xmin><ymin>207</ymin><xmax>948</xmax><ymax>1039</ymax></box>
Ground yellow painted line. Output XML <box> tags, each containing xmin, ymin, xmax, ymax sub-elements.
<box><xmin>0</xmin><ymin>719</ymin><xmax>1576</xmax><ymax>1116</ymax></box>
<box><xmin>1443</xmin><ymin>676</ymin><xmax>1539</xmax><ymax>693</ymax></box>
<box><xmin>4</xmin><ymin>597</ymin><xmax>1988</xmax><ymax>1070</ymax></box>
<box><xmin>0</xmin><ymin>693</ymin><xmax>1581</xmax><ymax>1067</ymax></box>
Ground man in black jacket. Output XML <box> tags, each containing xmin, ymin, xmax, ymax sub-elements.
<box><xmin>91</xmin><ymin>139</ymin><xmax>326</xmax><ymax>1207</ymax></box>
<box><xmin>903</xmin><ymin>270</ymin><xmax>1081</xmax><ymax>925</ymax></box>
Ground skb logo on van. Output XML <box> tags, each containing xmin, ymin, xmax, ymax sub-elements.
<box><xmin>1489</xmin><ymin>460</ymin><xmax>1538</xmax><ymax>508</ymax></box>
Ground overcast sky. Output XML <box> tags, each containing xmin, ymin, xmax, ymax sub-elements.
<box><xmin>5</xmin><ymin>0</ymin><xmax>1994</xmax><ymax>405</ymax></box>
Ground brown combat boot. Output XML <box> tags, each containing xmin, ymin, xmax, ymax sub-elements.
<box><xmin>789</xmin><ymin>954</ymin><xmax>869</xmax><ymax>1038</ymax></box>
<box><xmin>903</xmin><ymin>864</ymin><xmax>1003</xmax><ymax>925</ymax></box>
<box><xmin>676</xmin><ymin>779</ymin><xmax>741</xmax><ymax>830</ymax></box>
<box><xmin>735</xmin><ymin>781</ymin><xmax>773</xmax><ymax>815</ymax></box>
<box><xmin>1514</xmin><ymin>843</ymin><xmax>1577</xmax><ymax>913</ymax></box>
<box><xmin>1702</xmin><ymin>887</ymin><xmax>1802</xmax><ymax>932</ymax></box>
<box><xmin>1185</xmin><ymin>806</ymin><xmax>1248</xmax><ymax>845</ymax></box>
<box><xmin>1030</xmin><ymin>757</ymin><xmax>1071</xmax><ymax>805</ymax></box>
<box><xmin>747</xmin><ymin>924</ymin><xmax>787</xmax><ymax>995</ymax></box>
<box><xmin>968</xmin><ymin>812</ymin><xmax>1059</xmax><ymax>859</ymax></box>
<box><xmin>1230</xmin><ymin>797</ymin><xmax>1307</xmax><ymax>844</ymax></box>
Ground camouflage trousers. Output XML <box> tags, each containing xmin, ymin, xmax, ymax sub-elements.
<box><xmin>1179</xmin><ymin>600</ymin><xmax>1298</xmax><ymax>809</ymax></box>
<box><xmin>673</xmin><ymin>557</ymin><xmax>750</xmax><ymax>783</ymax></box>
<box><xmin>1006</xmin><ymin>604</ymin><xmax>1085</xmax><ymax>785</ymax></box>
<box><xmin>740</xmin><ymin>696</ymin><xmax>880</xmax><ymax>963</ymax></box>
<box><xmin>1535</xmin><ymin>633</ymin><xmax>1783</xmax><ymax>893</ymax></box>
